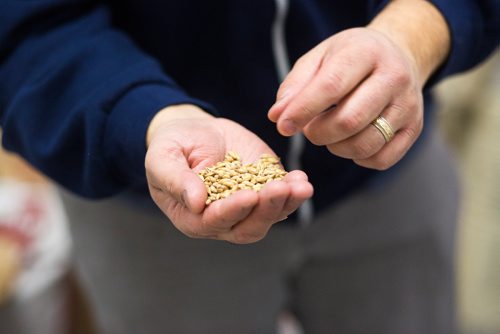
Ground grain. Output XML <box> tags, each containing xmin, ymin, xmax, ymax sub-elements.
<box><xmin>199</xmin><ymin>152</ymin><xmax>287</xmax><ymax>204</ymax></box>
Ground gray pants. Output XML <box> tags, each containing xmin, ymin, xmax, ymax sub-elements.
<box><xmin>62</xmin><ymin>130</ymin><xmax>459</xmax><ymax>334</ymax></box>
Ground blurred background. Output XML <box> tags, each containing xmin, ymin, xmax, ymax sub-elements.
<box><xmin>0</xmin><ymin>51</ymin><xmax>499</xmax><ymax>334</ymax></box>
<box><xmin>437</xmin><ymin>51</ymin><xmax>500</xmax><ymax>334</ymax></box>
<box><xmin>0</xmin><ymin>135</ymin><xmax>96</xmax><ymax>334</ymax></box>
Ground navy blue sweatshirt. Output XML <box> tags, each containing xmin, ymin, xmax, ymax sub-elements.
<box><xmin>0</xmin><ymin>1</ymin><xmax>498</xmax><ymax>212</ymax></box>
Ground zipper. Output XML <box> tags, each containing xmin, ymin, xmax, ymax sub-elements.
<box><xmin>271</xmin><ymin>0</ymin><xmax>313</xmax><ymax>226</ymax></box>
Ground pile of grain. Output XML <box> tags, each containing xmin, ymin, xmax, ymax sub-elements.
<box><xmin>198</xmin><ymin>152</ymin><xmax>287</xmax><ymax>204</ymax></box>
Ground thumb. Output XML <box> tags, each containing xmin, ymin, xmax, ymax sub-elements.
<box><xmin>146</xmin><ymin>149</ymin><xmax>207</xmax><ymax>214</ymax></box>
<box><xmin>268</xmin><ymin>41</ymin><xmax>326</xmax><ymax>123</ymax></box>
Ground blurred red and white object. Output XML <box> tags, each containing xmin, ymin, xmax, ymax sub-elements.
<box><xmin>0</xmin><ymin>142</ymin><xmax>73</xmax><ymax>334</ymax></box>
<box><xmin>0</xmin><ymin>180</ymin><xmax>71</xmax><ymax>303</ymax></box>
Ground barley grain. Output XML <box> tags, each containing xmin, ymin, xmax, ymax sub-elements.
<box><xmin>198</xmin><ymin>152</ymin><xmax>287</xmax><ymax>204</ymax></box>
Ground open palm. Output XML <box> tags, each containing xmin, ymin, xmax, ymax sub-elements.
<box><xmin>146</xmin><ymin>108</ymin><xmax>313</xmax><ymax>244</ymax></box>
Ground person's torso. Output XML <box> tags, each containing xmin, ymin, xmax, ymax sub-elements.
<box><xmin>110</xmin><ymin>0</ymin><xmax>432</xmax><ymax>212</ymax></box>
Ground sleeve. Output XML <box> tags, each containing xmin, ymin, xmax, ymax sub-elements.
<box><xmin>0</xmin><ymin>1</ymin><xmax>216</xmax><ymax>198</ymax></box>
<box><xmin>369</xmin><ymin>0</ymin><xmax>500</xmax><ymax>86</ymax></box>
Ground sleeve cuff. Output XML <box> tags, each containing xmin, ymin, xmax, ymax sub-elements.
<box><xmin>103</xmin><ymin>83</ymin><xmax>217</xmax><ymax>187</ymax></box>
<box><xmin>370</xmin><ymin>0</ymin><xmax>485</xmax><ymax>89</ymax></box>
<box><xmin>423</xmin><ymin>0</ymin><xmax>484</xmax><ymax>88</ymax></box>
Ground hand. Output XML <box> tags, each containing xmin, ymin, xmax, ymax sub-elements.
<box><xmin>268</xmin><ymin>27</ymin><xmax>423</xmax><ymax>170</ymax></box>
<box><xmin>145</xmin><ymin>104</ymin><xmax>313</xmax><ymax>244</ymax></box>
<box><xmin>268</xmin><ymin>1</ymin><xmax>450</xmax><ymax>170</ymax></box>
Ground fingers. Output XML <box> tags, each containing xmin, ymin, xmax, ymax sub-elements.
<box><xmin>329</xmin><ymin>107</ymin><xmax>422</xmax><ymax>170</ymax></box>
<box><xmin>270</xmin><ymin>47</ymin><xmax>375</xmax><ymax>136</ymax></box>
<box><xmin>303</xmin><ymin>74</ymin><xmax>393</xmax><ymax>145</ymax></box>
<box><xmin>268</xmin><ymin>28</ymin><xmax>426</xmax><ymax>171</ymax></box>
<box><xmin>222</xmin><ymin>181</ymin><xmax>291</xmax><ymax>244</ymax></box>
<box><xmin>326</xmin><ymin>124</ymin><xmax>386</xmax><ymax>160</ymax></box>
<box><xmin>146</xmin><ymin>149</ymin><xmax>207</xmax><ymax>214</ymax></box>
<box><xmin>153</xmin><ymin>173</ymin><xmax>313</xmax><ymax>243</ymax></box>
<box><xmin>325</xmin><ymin>103</ymin><xmax>409</xmax><ymax>160</ymax></box>
<box><xmin>281</xmin><ymin>177</ymin><xmax>314</xmax><ymax>214</ymax></box>
<box><xmin>201</xmin><ymin>190</ymin><xmax>259</xmax><ymax>233</ymax></box>
<box><xmin>268</xmin><ymin>43</ymin><xmax>327</xmax><ymax>122</ymax></box>
<box><xmin>354</xmin><ymin>121</ymin><xmax>423</xmax><ymax>170</ymax></box>
<box><xmin>282</xmin><ymin>169</ymin><xmax>309</xmax><ymax>182</ymax></box>
<box><xmin>215</xmin><ymin>176</ymin><xmax>313</xmax><ymax>244</ymax></box>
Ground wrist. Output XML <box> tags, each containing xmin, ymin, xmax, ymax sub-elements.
<box><xmin>146</xmin><ymin>104</ymin><xmax>214</xmax><ymax>147</ymax></box>
<box><xmin>368</xmin><ymin>0</ymin><xmax>451</xmax><ymax>88</ymax></box>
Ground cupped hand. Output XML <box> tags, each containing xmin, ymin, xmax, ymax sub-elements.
<box><xmin>145</xmin><ymin>105</ymin><xmax>313</xmax><ymax>244</ymax></box>
<box><xmin>268</xmin><ymin>27</ymin><xmax>424</xmax><ymax>170</ymax></box>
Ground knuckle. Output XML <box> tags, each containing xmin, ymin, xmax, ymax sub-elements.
<box><xmin>293</xmin><ymin>55</ymin><xmax>308</xmax><ymax>68</ymax></box>
<box><xmin>401</xmin><ymin>127</ymin><xmax>417</xmax><ymax>141</ymax></box>
<box><xmin>297</xmin><ymin>103</ymin><xmax>317</xmax><ymax>122</ymax></box>
<box><xmin>390</xmin><ymin>68</ymin><xmax>411</xmax><ymax>87</ymax></box>
<box><xmin>326</xmin><ymin>143</ymin><xmax>340</xmax><ymax>156</ymax></box>
<box><xmin>400</xmin><ymin>124</ymin><xmax>422</xmax><ymax>144</ymax></box>
<box><xmin>307</xmin><ymin>135</ymin><xmax>324</xmax><ymax>147</ymax></box>
<box><xmin>304</xmin><ymin>127</ymin><xmax>326</xmax><ymax>146</ymax></box>
<box><xmin>356</xmin><ymin>155</ymin><xmax>395</xmax><ymax>171</ymax></box>
<box><xmin>403</xmin><ymin>94</ymin><xmax>421</xmax><ymax>113</ymax></box>
<box><xmin>389</xmin><ymin>102</ymin><xmax>404</xmax><ymax>114</ymax></box>
<box><xmin>371</xmin><ymin>156</ymin><xmax>394</xmax><ymax>171</ymax></box>
<box><xmin>321</xmin><ymin>71</ymin><xmax>344</xmax><ymax>97</ymax></box>
<box><xmin>337</xmin><ymin>113</ymin><xmax>363</xmax><ymax>134</ymax></box>
<box><xmin>361</xmin><ymin>40</ymin><xmax>380</xmax><ymax>60</ymax></box>
<box><xmin>351</xmin><ymin>140</ymin><xmax>376</xmax><ymax>159</ymax></box>
<box><xmin>277</xmin><ymin>81</ymin><xmax>292</xmax><ymax>100</ymax></box>
<box><xmin>407</xmin><ymin>95</ymin><xmax>419</xmax><ymax>110</ymax></box>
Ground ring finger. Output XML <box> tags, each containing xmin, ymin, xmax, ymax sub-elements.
<box><xmin>326</xmin><ymin>105</ymin><xmax>406</xmax><ymax>160</ymax></box>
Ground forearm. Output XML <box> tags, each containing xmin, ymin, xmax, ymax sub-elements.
<box><xmin>0</xmin><ymin>1</ymin><xmax>215</xmax><ymax>197</ymax></box>
<box><xmin>368</xmin><ymin>0</ymin><xmax>451</xmax><ymax>88</ymax></box>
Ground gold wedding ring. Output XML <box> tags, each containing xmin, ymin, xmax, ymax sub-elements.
<box><xmin>371</xmin><ymin>116</ymin><xmax>394</xmax><ymax>143</ymax></box>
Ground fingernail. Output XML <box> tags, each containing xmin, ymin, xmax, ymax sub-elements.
<box><xmin>280</xmin><ymin>119</ymin><xmax>297</xmax><ymax>136</ymax></box>
<box><xmin>267</xmin><ymin>109</ymin><xmax>278</xmax><ymax>122</ymax></box>
<box><xmin>269</xmin><ymin>91</ymin><xmax>292</xmax><ymax>115</ymax></box>
<box><xmin>268</xmin><ymin>103</ymin><xmax>284</xmax><ymax>122</ymax></box>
